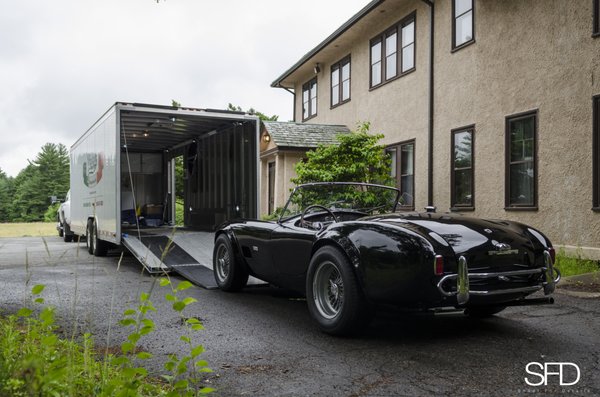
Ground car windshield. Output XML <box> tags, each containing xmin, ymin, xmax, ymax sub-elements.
<box><xmin>280</xmin><ymin>182</ymin><xmax>400</xmax><ymax>220</ymax></box>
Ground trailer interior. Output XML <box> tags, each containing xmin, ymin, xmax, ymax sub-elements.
<box><xmin>116</xmin><ymin>103</ymin><xmax>259</xmax><ymax>282</ymax></box>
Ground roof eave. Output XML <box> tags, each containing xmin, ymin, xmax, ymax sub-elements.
<box><xmin>270</xmin><ymin>0</ymin><xmax>385</xmax><ymax>89</ymax></box>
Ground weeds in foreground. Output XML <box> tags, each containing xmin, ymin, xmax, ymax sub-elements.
<box><xmin>0</xmin><ymin>278</ymin><xmax>213</xmax><ymax>396</ymax></box>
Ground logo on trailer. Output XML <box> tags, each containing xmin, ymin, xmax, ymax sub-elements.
<box><xmin>83</xmin><ymin>152</ymin><xmax>104</xmax><ymax>188</ymax></box>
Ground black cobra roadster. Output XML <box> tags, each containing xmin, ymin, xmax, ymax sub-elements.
<box><xmin>213</xmin><ymin>182</ymin><xmax>560</xmax><ymax>335</ymax></box>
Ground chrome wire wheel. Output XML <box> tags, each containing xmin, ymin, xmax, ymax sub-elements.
<box><xmin>214</xmin><ymin>243</ymin><xmax>230</xmax><ymax>284</ymax></box>
<box><xmin>312</xmin><ymin>260</ymin><xmax>344</xmax><ymax>319</ymax></box>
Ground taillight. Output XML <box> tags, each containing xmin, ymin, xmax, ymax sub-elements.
<box><xmin>548</xmin><ymin>247</ymin><xmax>556</xmax><ymax>264</ymax></box>
<box><xmin>434</xmin><ymin>255</ymin><xmax>444</xmax><ymax>275</ymax></box>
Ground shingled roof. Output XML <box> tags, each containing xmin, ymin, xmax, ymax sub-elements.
<box><xmin>262</xmin><ymin>121</ymin><xmax>350</xmax><ymax>149</ymax></box>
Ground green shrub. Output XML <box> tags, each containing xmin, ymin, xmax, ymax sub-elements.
<box><xmin>44</xmin><ymin>202</ymin><xmax>60</xmax><ymax>223</ymax></box>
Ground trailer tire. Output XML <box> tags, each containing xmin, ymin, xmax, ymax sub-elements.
<box><xmin>92</xmin><ymin>222</ymin><xmax>109</xmax><ymax>257</ymax></box>
<box><xmin>86</xmin><ymin>219</ymin><xmax>94</xmax><ymax>254</ymax></box>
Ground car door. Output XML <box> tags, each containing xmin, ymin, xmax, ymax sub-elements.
<box><xmin>268</xmin><ymin>220</ymin><xmax>317</xmax><ymax>291</ymax></box>
<box><xmin>232</xmin><ymin>221</ymin><xmax>279</xmax><ymax>281</ymax></box>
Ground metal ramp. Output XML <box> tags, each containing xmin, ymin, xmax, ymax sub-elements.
<box><xmin>122</xmin><ymin>229</ymin><xmax>219</xmax><ymax>289</ymax></box>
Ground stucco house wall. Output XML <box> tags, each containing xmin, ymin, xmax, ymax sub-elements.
<box><xmin>273</xmin><ymin>0</ymin><xmax>600</xmax><ymax>257</ymax></box>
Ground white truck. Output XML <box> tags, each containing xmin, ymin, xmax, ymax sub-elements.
<box><xmin>69</xmin><ymin>102</ymin><xmax>260</xmax><ymax>279</ymax></box>
<box><xmin>56</xmin><ymin>190</ymin><xmax>74</xmax><ymax>242</ymax></box>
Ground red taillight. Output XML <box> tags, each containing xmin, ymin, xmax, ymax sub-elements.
<box><xmin>548</xmin><ymin>247</ymin><xmax>556</xmax><ymax>264</ymax></box>
<box><xmin>434</xmin><ymin>255</ymin><xmax>444</xmax><ymax>275</ymax></box>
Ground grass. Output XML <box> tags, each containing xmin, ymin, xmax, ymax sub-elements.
<box><xmin>0</xmin><ymin>222</ymin><xmax>57</xmax><ymax>238</ymax></box>
<box><xmin>555</xmin><ymin>249</ymin><xmax>600</xmax><ymax>278</ymax></box>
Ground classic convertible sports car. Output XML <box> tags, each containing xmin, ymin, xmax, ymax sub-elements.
<box><xmin>213</xmin><ymin>182</ymin><xmax>560</xmax><ymax>335</ymax></box>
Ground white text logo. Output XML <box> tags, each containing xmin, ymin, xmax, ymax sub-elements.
<box><xmin>524</xmin><ymin>362</ymin><xmax>581</xmax><ymax>387</ymax></box>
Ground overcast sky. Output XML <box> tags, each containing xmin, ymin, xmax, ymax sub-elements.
<box><xmin>0</xmin><ymin>0</ymin><xmax>370</xmax><ymax>177</ymax></box>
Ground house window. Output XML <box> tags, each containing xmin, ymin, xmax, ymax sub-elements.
<box><xmin>302</xmin><ymin>78</ymin><xmax>317</xmax><ymax>120</ymax></box>
<box><xmin>594</xmin><ymin>95</ymin><xmax>600</xmax><ymax>209</ymax></box>
<box><xmin>331</xmin><ymin>56</ymin><xmax>351</xmax><ymax>107</ymax></box>
<box><xmin>451</xmin><ymin>126</ymin><xmax>474</xmax><ymax>209</ymax></box>
<box><xmin>505</xmin><ymin>111</ymin><xmax>537</xmax><ymax>209</ymax></box>
<box><xmin>453</xmin><ymin>0</ymin><xmax>474</xmax><ymax>50</ymax></box>
<box><xmin>387</xmin><ymin>140</ymin><xmax>415</xmax><ymax>208</ymax></box>
<box><xmin>370</xmin><ymin>13</ymin><xmax>416</xmax><ymax>88</ymax></box>
<box><xmin>594</xmin><ymin>0</ymin><xmax>599</xmax><ymax>36</ymax></box>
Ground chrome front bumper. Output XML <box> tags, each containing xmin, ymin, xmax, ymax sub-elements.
<box><xmin>437</xmin><ymin>250</ymin><xmax>561</xmax><ymax>305</ymax></box>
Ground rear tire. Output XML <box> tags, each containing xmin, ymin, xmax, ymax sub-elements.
<box><xmin>58</xmin><ymin>215</ymin><xmax>64</xmax><ymax>238</ymax></box>
<box><xmin>306</xmin><ymin>246</ymin><xmax>371</xmax><ymax>336</ymax></box>
<box><xmin>213</xmin><ymin>234</ymin><xmax>248</xmax><ymax>291</ymax></box>
<box><xmin>465</xmin><ymin>305</ymin><xmax>506</xmax><ymax>318</ymax></box>
<box><xmin>63</xmin><ymin>223</ymin><xmax>73</xmax><ymax>243</ymax></box>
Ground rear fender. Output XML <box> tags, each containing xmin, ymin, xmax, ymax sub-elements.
<box><xmin>317</xmin><ymin>222</ymin><xmax>456</xmax><ymax>304</ymax></box>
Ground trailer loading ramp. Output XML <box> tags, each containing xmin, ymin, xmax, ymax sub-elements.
<box><xmin>122</xmin><ymin>228</ymin><xmax>265</xmax><ymax>289</ymax></box>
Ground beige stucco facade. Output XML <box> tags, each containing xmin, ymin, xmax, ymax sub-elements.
<box><xmin>273</xmin><ymin>0</ymin><xmax>600</xmax><ymax>258</ymax></box>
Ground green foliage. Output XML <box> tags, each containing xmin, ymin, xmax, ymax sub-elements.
<box><xmin>44</xmin><ymin>202</ymin><xmax>61</xmax><ymax>222</ymax></box>
<box><xmin>0</xmin><ymin>169</ymin><xmax>14</xmax><ymax>222</ymax></box>
<box><xmin>555</xmin><ymin>248</ymin><xmax>600</xmax><ymax>277</ymax></box>
<box><xmin>227</xmin><ymin>103</ymin><xmax>278</xmax><ymax>121</ymax></box>
<box><xmin>292</xmin><ymin>122</ymin><xmax>393</xmax><ymax>186</ymax></box>
<box><xmin>0</xmin><ymin>270</ymin><xmax>213</xmax><ymax>395</ymax></box>
<box><xmin>5</xmin><ymin>143</ymin><xmax>69</xmax><ymax>222</ymax></box>
<box><xmin>175</xmin><ymin>200</ymin><xmax>185</xmax><ymax>226</ymax></box>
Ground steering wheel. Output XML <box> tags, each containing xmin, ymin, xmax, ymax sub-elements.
<box><xmin>300</xmin><ymin>205</ymin><xmax>338</xmax><ymax>229</ymax></box>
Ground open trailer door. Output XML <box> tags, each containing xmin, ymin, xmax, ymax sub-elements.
<box><xmin>114</xmin><ymin>103</ymin><xmax>260</xmax><ymax>278</ymax></box>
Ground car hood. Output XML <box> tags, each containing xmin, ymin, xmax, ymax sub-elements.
<box><xmin>362</xmin><ymin>212</ymin><xmax>550</xmax><ymax>263</ymax></box>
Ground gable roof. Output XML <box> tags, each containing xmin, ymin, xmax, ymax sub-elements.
<box><xmin>262</xmin><ymin>121</ymin><xmax>350</xmax><ymax>149</ymax></box>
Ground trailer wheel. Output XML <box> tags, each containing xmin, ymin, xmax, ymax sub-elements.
<box><xmin>92</xmin><ymin>222</ymin><xmax>109</xmax><ymax>257</ymax></box>
<box><xmin>86</xmin><ymin>219</ymin><xmax>94</xmax><ymax>254</ymax></box>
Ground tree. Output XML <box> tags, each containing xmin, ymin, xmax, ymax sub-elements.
<box><xmin>0</xmin><ymin>168</ymin><xmax>14</xmax><ymax>222</ymax></box>
<box><xmin>9</xmin><ymin>143</ymin><xmax>70</xmax><ymax>222</ymax></box>
<box><xmin>227</xmin><ymin>103</ymin><xmax>278</xmax><ymax>122</ymax></box>
<box><xmin>292</xmin><ymin>122</ymin><xmax>393</xmax><ymax>186</ymax></box>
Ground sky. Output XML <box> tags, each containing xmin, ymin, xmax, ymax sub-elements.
<box><xmin>0</xmin><ymin>0</ymin><xmax>370</xmax><ymax>177</ymax></box>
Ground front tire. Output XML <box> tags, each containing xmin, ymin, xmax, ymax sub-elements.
<box><xmin>213</xmin><ymin>234</ymin><xmax>248</xmax><ymax>291</ymax></box>
<box><xmin>306</xmin><ymin>246</ymin><xmax>371</xmax><ymax>336</ymax></box>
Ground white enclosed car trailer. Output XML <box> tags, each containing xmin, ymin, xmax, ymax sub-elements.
<box><xmin>69</xmin><ymin>103</ymin><xmax>260</xmax><ymax>286</ymax></box>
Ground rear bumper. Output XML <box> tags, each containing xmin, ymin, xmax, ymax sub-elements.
<box><xmin>437</xmin><ymin>250</ymin><xmax>561</xmax><ymax>306</ymax></box>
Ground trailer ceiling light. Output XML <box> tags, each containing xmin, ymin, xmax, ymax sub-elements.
<box><xmin>143</xmin><ymin>132</ymin><xmax>149</xmax><ymax>137</ymax></box>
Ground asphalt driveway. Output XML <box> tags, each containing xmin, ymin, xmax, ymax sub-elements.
<box><xmin>0</xmin><ymin>236</ymin><xmax>598</xmax><ymax>396</ymax></box>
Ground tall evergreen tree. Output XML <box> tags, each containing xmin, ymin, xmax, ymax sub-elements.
<box><xmin>9</xmin><ymin>143</ymin><xmax>70</xmax><ymax>222</ymax></box>
<box><xmin>0</xmin><ymin>168</ymin><xmax>14</xmax><ymax>222</ymax></box>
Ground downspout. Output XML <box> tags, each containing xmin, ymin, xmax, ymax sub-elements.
<box><xmin>281</xmin><ymin>86</ymin><xmax>296</xmax><ymax>122</ymax></box>
<box><xmin>422</xmin><ymin>0</ymin><xmax>435</xmax><ymax>207</ymax></box>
